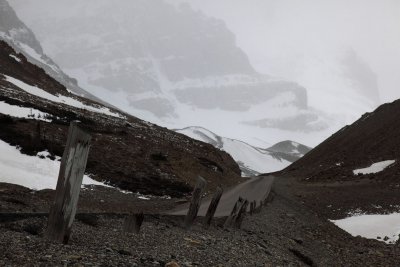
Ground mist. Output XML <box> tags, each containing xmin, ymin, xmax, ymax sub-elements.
<box><xmin>179</xmin><ymin>0</ymin><xmax>400</xmax><ymax>105</ymax></box>
<box><xmin>7</xmin><ymin>0</ymin><xmax>400</xmax><ymax>147</ymax></box>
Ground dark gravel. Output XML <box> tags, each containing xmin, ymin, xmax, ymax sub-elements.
<box><xmin>1</xmin><ymin>178</ymin><xmax>399</xmax><ymax>266</ymax></box>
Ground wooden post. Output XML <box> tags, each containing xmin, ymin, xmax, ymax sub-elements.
<box><xmin>234</xmin><ymin>199</ymin><xmax>249</xmax><ymax>229</ymax></box>
<box><xmin>184</xmin><ymin>176</ymin><xmax>207</xmax><ymax>229</ymax></box>
<box><xmin>203</xmin><ymin>186</ymin><xmax>223</xmax><ymax>228</ymax></box>
<box><xmin>123</xmin><ymin>212</ymin><xmax>144</xmax><ymax>234</ymax></box>
<box><xmin>249</xmin><ymin>201</ymin><xmax>255</xmax><ymax>215</ymax></box>
<box><xmin>46</xmin><ymin>121</ymin><xmax>91</xmax><ymax>243</ymax></box>
<box><xmin>224</xmin><ymin>197</ymin><xmax>244</xmax><ymax>228</ymax></box>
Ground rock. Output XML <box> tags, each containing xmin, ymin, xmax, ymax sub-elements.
<box><xmin>184</xmin><ymin>237</ymin><xmax>201</xmax><ymax>246</ymax></box>
<box><xmin>117</xmin><ymin>249</ymin><xmax>132</xmax><ymax>256</ymax></box>
<box><xmin>293</xmin><ymin>238</ymin><xmax>304</xmax><ymax>245</ymax></box>
<box><xmin>165</xmin><ymin>261</ymin><xmax>180</xmax><ymax>267</ymax></box>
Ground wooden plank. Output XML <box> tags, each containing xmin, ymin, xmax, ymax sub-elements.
<box><xmin>123</xmin><ymin>212</ymin><xmax>144</xmax><ymax>234</ymax></box>
<box><xmin>184</xmin><ymin>176</ymin><xmax>207</xmax><ymax>229</ymax></box>
<box><xmin>46</xmin><ymin>121</ymin><xmax>91</xmax><ymax>244</ymax></box>
<box><xmin>203</xmin><ymin>186</ymin><xmax>223</xmax><ymax>228</ymax></box>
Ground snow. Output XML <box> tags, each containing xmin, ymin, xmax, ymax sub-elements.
<box><xmin>0</xmin><ymin>101</ymin><xmax>51</xmax><ymax>121</ymax></box>
<box><xmin>222</xmin><ymin>138</ymin><xmax>291</xmax><ymax>174</ymax></box>
<box><xmin>331</xmin><ymin>213</ymin><xmax>400</xmax><ymax>244</ymax></box>
<box><xmin>4</xmin><ymin>75</ymin><xmax>125</xmax><ymax>118</ymax></box>
<box><xmin>18</xmin><ymin>43</ymin><xmax>48</xmax><ymax>65</ymax></box>
<box><xmin>177</xmin><ymin>126</ymin><xmax>291</xmax><ymax>174</ymax></box>
<box><xmin>353</xmin><ymin>160</ymin><xmax>396</xmax><ymax>175</ymax></box>
<box><xmin>0</xmin><ymin>139</ymin><xmax>109</xmax><ymax>190</ymax></box>
<box><xmin>9</xmin><ymin>54</ymin><xmax>21</xmax><ymax>62</ymax></box>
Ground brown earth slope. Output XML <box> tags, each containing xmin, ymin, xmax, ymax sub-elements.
<box><xmin>281</xmin><ymin>99</ymin><xmax>400</xmax><ymax>218</ymax></box>
<box><xmin>0</xmin><ymin>40</ymin><xmax>242</xmax><ymax>197</ymax></box>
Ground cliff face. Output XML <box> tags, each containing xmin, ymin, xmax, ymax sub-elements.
<box><xmin>9</xmin><ymin>0</ymin><xmax>326</xmax><ymax>143</ymax></box>
<box><xmin>0</xmin><ymin>0</ymin><xmax>104</xmax><ymax>102</ymax></box>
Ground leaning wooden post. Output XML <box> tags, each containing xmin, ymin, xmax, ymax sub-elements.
<box><xmin>224</xmin><ymin>197</ymin><xmax>244</xmax><ymax>228</ymax></box>
<box><xmin>234</xmin><ymin>199</ymin><xmax>249</xmax><ymax>229</ymax></box>
<box><xmin>203</xmin><ymin>186</ymin><xmax>223</xmax><ymax>228</ymax></box>
<box><xmin>123</xmin><ymin>212</ymin><xmax>144</xmax><ymax>234</ymax></box>
<box><xmin>184</xmin><ymin>176</ymin><xmax>207</xmax><ymax>229</ymax></box>
<box><xmin>46</xmin><ymin>121</ymin><xmax>91</xmax><ymax>244</ymax></box>
<box><xmin>249</xmin><ymin>201</ymin><xmax>255</xmax><ymax>215</ymax></box>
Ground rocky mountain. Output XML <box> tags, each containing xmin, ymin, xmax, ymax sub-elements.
<box><xmin>0</xmin><ymin>40</ymin><xmax>242</xmax><ymax>197</ymax></box>
<box><xmin>0</xmin><ymin>0</ymin><xmax>103</xmax><ymax>102</ymax></box>
<box><xmin>10</xmin><ymin>0</ymin><xmax>338</xmax><ymax>147</ymax></box>
<box><xmin>281</xmin><ymin>97</ymin><xmax>400</xmax><ymax>219</ymax></box>
<box><xmin>176</xmin><ymin>126</ymin><xmax>311</xmax><ymax>176</ymax></box>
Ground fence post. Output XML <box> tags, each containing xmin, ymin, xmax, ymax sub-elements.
<box><xmin>46</xmin><ymin>121</ymin><xmax>91</xmax><ymax>243</ymax></box>
<box><xmin>224</xmin><ymin>197</ymin><xmax>244</xmax><ymax>228</ymax></box>
<box><xmin>184</xmin><ymin>176</ymin><xmax>207</xmax><ymax>229</ymax></box>
<box><xmin>123</xmin><ymin>212</ymin><xmax>144</xmax><ymax>234</ymax></box>
<box><xmin>234</xmin><ymin>199</ymin><xmax>249</xmax><ymax>229</ymax></box>
<box><xmin>203</xmin><ymin>186</ymin><xmax>223</xmax><ymax>228</ymax></box>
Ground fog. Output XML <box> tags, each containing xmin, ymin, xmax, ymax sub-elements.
<box><xmin>179</xmin><ymin>0</ymin><xmax>400</xmax><ymax>105</ymax></box>
<box><xmin>7</xmin><ymin>0</ymin><xmax>400</xmax><ymax>146</ymax></box>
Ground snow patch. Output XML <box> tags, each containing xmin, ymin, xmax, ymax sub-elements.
<box><xmin>18</xmin><ymin>43</ymin><xmax>47</xmax><ymax>65</ymax></box>
<box><xmin>9</xmin><ymin>54</ymin><xmax>21</xmax><ymax>62</ymax></box>
<box><xmin>0</xmin><ymin>139</ymin><xmax>109</xmax><ymax>190</ymax></box>
<box><xmin>331</xmin><ymin>213</ymin><xmax>400</xmax><ymax>244</ymax></box>
<box><xmin>4</xmin><ymin>75</ymin><xmax>125</xmax><ymax>118</ymax></box>
<box><xmin>353</xmin><ymin>160</ymin><xmax>396</xmax><ymax>175</ymax></box>
<box><xmin>0</xmin><ymin>101</ymin><xmax>51</xmax><ymax>121</ymax></box>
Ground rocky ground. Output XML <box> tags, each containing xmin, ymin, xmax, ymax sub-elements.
<box><xmin>1</xmin><ymin>176</ymin><xmax>399</xmax><ymax>266</ymax></box>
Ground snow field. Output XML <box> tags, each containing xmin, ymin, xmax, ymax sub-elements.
<box><xmin>353</xmin><ymin>160</ymin><xmax>396</xmax><ymax>175</ymax></box>
<box><xmin>0</xmin><ymin>139</ymin><xmax>109</xmax><ymax>190</ymax></box>
<box><xmin>331</xmin><ymin>213</ymin><xmax>400</xmax><ymax>244</ymax></box>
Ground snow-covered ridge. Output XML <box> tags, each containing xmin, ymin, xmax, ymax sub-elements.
<box><xmin>176</xmin><ymin>126</ymin><xmax>311</xmax><ymax>176</ymax></box>
<box><xmin>353</xmin><ymin>160</ymin><xmax>396</xmax><ymax>175</ymax></box>
<box><xmin>0</xmin><ymin>139</ymin><xmax>108</xmax><ymax>190</ymax></box>
<box><xmin>4</xmin><ymin>75</ymin><xmax>125</xmax><ymax>118</ymax></box>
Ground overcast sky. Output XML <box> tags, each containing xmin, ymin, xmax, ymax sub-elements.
<box><xmin>175</xmin><ymin>0</ymin><xmax>400</xmax><ymax>104</ymax></box>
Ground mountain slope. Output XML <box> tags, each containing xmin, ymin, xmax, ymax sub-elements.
<box><xmin>285</xmin><ymin>99</ymin><xmax>400</xmax><ymax>183</ymax></box>
<box><xmin>0</xmin><ymin>40</ymin><xmax>242</xmax><ymax>197</ymax></box>
<box><xmin>0</xmin><ymin>0</ymin><xmax>104</xmax><ymax>103</ymax></box>
<box><xmin>280</xmin><ymin>98</ymin><xmax>400</xmax><ymax>219</ymax></box>
<box><xmin>176</xmin><ymin>126</ymin><xmax>311</xmax><ymax>176</ymax></box>
<box><xmin>10</xmin><ymin>0</ymin><xmax>341</xmax><ymax>147</ymax></box>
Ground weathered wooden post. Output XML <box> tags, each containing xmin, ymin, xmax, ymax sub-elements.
<box><xmin>224</xmin><ymin>197</ymin><xmax>244</xmax><ymax>228</ymax></box>
<box><xmin>46</xmin><ymin>121</ymin><xmax>91</xmax><ymax>244</ymax></box>
<box><xmin>184</xmin><ymin>176</ymin><xmax>207</xmax><ymax>229</ymax></box>
<box><xmin>123</xmin><ymin>212</ymin><xmax>144</xmax><ymax>234</ymax></box>
<box><xmin>234</xmin><ymin>199</ymin><xmax>249</xmax><ymax>229</ymax></box>
<box><xmin>249</xmin><ymin>201</ymin><xmax>255</xmax><ymax>215</ymax></box>
<box><xmin>203</xmin><ymin>186</ymin><xmax>223</xmax><ymax>228</ymax></box>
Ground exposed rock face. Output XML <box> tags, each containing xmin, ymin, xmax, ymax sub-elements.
<box><xmin>10</xmin><ymin>0</ymin><xmax>322</xmax><ymax>137</ymax></box>
<box><xmin>0</xmin><ymin>0</ymin><xmax>101</xmax><ymax>102</ymax></box>
<box><xmin>0</xmin><ymin>0</ymin><xmax>42</xmax><ymax>52</ymax></box>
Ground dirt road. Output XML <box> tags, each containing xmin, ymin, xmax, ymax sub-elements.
<box><xmin>168</xmin><ymin>175</ymin><xmax>275</xmax><ymax>217</ymax></box>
